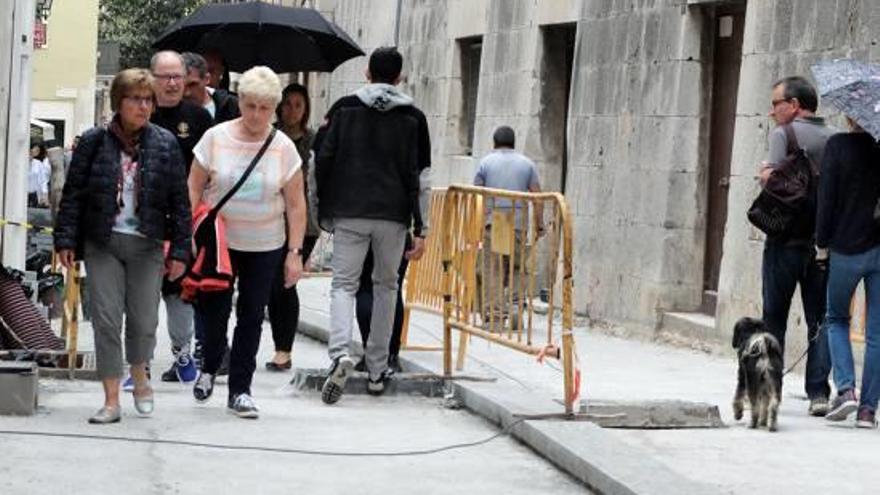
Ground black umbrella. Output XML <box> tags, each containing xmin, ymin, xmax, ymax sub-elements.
<box><xmin>153</xmin><ymin>1</ymin><xmax>364</xmax><ymax>73</ymax></box>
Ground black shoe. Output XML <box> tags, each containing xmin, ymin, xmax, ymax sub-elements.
<box><xmin>367</xmin><ymin>369</ymin><xmax>393</xmax><ymax>396</ymax></box>
<box><xmin>388</xmin><ymin>355</ymin><xmax>402</xmax><ymax>373</ymax></box>
<box><xmin>265</xmin><ymin>359</ymin><xmax>292</xmax><ymax>372</ymax></box>
<box><xmin>217</xmin><ymin>348</ymin><xmax>231</xmax><ymax>376</ymax></box>
<box><xmin>322</xmin><ymin>356</ymin><xmax>354</xmax><ymax>405</ymax></box>
<box><xmin>193</xmin><ymin>372</ymin><xmax>215</xmax><ymax>403</ymax></box>
<box><xmin>354</xmin><ymin>356</ymin><xmax>367</xmax><ymax>372</ymax></box>
<box><xmin>160</xmin><ymin>362</ymin><xmax>180</xmax><ymax>382</ymax></box>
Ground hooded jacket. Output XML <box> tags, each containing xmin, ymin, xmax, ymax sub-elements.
<box><xmin>314</xmin><ymin>83</ymin><xmax>431</xmax><ymax>236</ymax></box>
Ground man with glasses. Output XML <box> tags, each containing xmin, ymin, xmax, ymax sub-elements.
<box><xmin>758</xmin><ymin>76</ymin><xmax>837</xmax><ymax>417</ymax></box>
<box><xmin>125</xmin><ymin>51</ymin><xmax>214</xmax><ymax>388</ymax></box>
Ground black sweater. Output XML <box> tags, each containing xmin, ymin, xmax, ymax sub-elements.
<box><xmin>314</xmin><ymin>96</ymin><xmax>429</xmax><ymax>235</ymax></box>
<box><xmin>816</xmin><ymin>132</ymin><xmax>880</xmax><ymax>254</ymax></box>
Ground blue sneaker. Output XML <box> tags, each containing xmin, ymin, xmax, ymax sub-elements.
<box><xmin>175</xmin><ymin>353</ymin><xmax>198</xmax><ymax>383</ymax></box>
<box><xmin>122</xmin><ymin>374</ymin><xmax>135</xmax><ymax>392</ymax></box>
<box><xmin>122</xmin><ymin>367</ymin><xmax>150</xmax><ymax>392</ymax></box>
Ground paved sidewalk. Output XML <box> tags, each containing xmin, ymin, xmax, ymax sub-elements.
<box><xmin>1</xmin><ymin>304</ymin><xmax>590</xmax><ymax>495</ymax></box>
<box><xmin>297</xmin><ymin>276</ymin><xmax>879</xmax><ymax>495</ymax></box>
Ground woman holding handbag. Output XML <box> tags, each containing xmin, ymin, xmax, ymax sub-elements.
<box><xmin>188</xmin><ymin>66</ymin><xmax>306</xmax><ymax>419</ymax></box>
<box><xmin>54</xmin><ymin>68</ymin><xmax>191</xmax><ymax>424</ymax></box>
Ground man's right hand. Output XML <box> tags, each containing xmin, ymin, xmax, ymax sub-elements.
<box><xmin>57</xmin><ymin>249</ymin><xmax>75</xmax><ymax>269</ymax></box>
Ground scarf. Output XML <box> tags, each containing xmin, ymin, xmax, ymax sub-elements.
<box><xmin>108</xmin><ymin>115</ymin><xmax>144</xmax><ymax>210</ymax></box>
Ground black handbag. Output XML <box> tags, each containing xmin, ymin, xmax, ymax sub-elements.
<box><xmin>748</xmin><ymin>125</ymin><xmax>818</xmax><ymax>237</ymax></box>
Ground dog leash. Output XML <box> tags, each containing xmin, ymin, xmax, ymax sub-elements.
<box><xmin>781</xmin><ymin>326</ymin><xmax>822</xmax><ymax>376</ymax></box>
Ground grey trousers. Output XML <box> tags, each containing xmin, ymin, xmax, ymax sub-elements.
<box><xmin>329</xmin><ymin>218</ymin><xmax>406</xmax><ymax>379</ymax></box>
<box><xmin>84</xmin><ymin>233</ymin><xmax>165</xmax><ymax>379</ymax></box>
<box><xmin>163</xmin><ymin>293</ymin><xmax>193</xmax><ymax>355</ymax></box>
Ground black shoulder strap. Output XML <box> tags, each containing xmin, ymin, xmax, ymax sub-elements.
<box><xmin>783</xmin><ymin>124</ymin><xmax>800</xmax><ymax>155</ymax></box>
<box><xmin>212</xmin><ymin>128</ymin><xmax>276</xmax><ymax>214</ymax></box>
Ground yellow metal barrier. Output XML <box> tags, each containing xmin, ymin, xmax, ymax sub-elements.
<box><xmin>404</xmin><ymin>185</ymin><xmax>579</xmax><ymax>415</ymax></box>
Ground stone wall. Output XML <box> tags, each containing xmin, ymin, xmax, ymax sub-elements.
<box><xmin>313</xmin><ymin>0</ymin><xmax>880</xmax><ymax>344</ymax></box>
<box><xmin>717</xmin><ymin>0</ymin><xmax>880</xmax><ymax>355</ymax></box>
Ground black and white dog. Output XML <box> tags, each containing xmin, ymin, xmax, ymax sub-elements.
<box><xmin>732</xmin><ymin>317</ymin><xmax>784</xmax><ymax>432</ymax></box>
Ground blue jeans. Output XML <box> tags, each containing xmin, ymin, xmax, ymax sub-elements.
<box><xmin>826</xmin><ymin>245</ymin><xmax>880</xmax><ymax>413</ymax></box>
<box><xmin>762</xmin><ymin>241</ymin><xmax>831</xmax><ymax>399</ymax></box>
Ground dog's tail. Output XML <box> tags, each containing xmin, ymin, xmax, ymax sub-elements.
<box><xmin>748</xmin><ymin>333</ymin><xmax>779</xmax><ymax>378</ymax></box>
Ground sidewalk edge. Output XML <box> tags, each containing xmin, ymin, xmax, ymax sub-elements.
<box><xmin>297</xmin><ymin>319</ymin><xmax>719</xmax><ymax>495</ymax></box>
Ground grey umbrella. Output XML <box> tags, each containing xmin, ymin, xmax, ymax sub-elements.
<box><xmin>811</xmin><ymin>59</ymin><xmax>880</xmax><ymax>140</ymax></box>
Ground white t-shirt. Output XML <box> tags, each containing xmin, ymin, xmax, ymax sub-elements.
<box><xmin>193</xmin><ymin>121</ymin><xmax>301</xmax><ymax>252</ymax></box>
<box><xmin>28</xmin><ymin>158</ymin><xmax>50</xmax><ymax>194</ymax></box>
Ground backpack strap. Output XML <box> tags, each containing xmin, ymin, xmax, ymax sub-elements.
<box><xmin>211</xmin><ymin>128</ymin><xmax>276</xmax><ymax>214</ymax></box>
<box><xmin>782</xmin><ymin>124</ymin><xmax>800</xmax><ymax>155</ymax></box>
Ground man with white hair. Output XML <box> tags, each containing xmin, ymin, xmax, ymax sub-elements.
<box><xmin>143</xmin><ymin>50</ymin><xmax>213</xmax><ymax>387</ymax></box>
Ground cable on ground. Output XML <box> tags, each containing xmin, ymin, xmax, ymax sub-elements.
<box><xmin>0</xmin><ymin>418</ymin><xmax>526</xmax><ymax>457</ymax></box>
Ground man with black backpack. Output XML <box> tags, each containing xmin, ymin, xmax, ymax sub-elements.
<box><xmin>758</xmin><ymin>76</ymin><xmax>837</xmax><ymax>416</ymax></box>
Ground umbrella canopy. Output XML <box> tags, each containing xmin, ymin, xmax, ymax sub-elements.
<box><xmin>153</xmin><ymin>1</ymin><xmax>364</xmax><ymax>73</ymax></box>
<box><xmin>811</xmin><ymin>59</ymin><xmax>880</xmax><ymax>140</ymax></box>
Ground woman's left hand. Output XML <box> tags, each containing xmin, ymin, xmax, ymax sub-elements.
<box><xmin>166</xmin><ymin>259</ymin><xmax>187</xmax><ymax>281</ymax></box>
<box><xmin>284</xmin><ymin>252</ymin><xmax>304</xmax><ymax>288</ymax></box>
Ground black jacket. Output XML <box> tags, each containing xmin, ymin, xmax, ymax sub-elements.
<box><xmin>314</xmin><ymin>95</ymin><xmax>428</xmax><ymax>235</ymax></box>
<box><xmin>816</xmin><ymin>132</ymin><xmax>880</xmax><ymax>254</ymax></box>
<box><xmin>212</xmin><ymin>89</ymin><xmax>240</xmax><ymax>124</ymax></box>
<box><xmin>150</xmin><ymin>101</ymin><xmax>213</xmax><ymax>172</ymax></box>
<box><xmin>54</xmin><ymin>124</ymin><xmax>192</xmax><ymax>262</ymax></box>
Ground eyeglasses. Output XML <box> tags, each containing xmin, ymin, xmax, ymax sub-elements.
<box><xmin>153</xmin><ymin>73</ymin><xmax>184</xmax><ymax>82</ymax></box>
<box><xmin>771</xmin><ymin>98</ymin><xmax>792</xmax><ymax>108</ymax></box>
<box><xmin>124</xmin><ymin>95</ymin><xmax>154</xmax><ymax>106</ymax></box>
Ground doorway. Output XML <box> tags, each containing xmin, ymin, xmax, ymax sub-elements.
<box><xmin>539</xmin><ymin>23</ymin><xmax>576</xmax><ymax>193</ymax></box>
<box><xmin>703</xmin><ymin>3</ymin><xmax>745</xmax><ymax>314</ymax></box>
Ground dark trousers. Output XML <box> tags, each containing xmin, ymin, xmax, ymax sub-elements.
<box><xmin>761</xmin><ymin>241</ymin><xmax>832</xmax><ymax>399</ymax></box>
<box><xmin>357</xmin><ymin>235</ymin><xmax>411</xmax><ymax>359</ymax></box>
<box><xmin>197</xmin><ymin>248</ymin><xmax>283</xmax><ymax>398</ymax></box>
<box><xmin>268</xmin><ymin>235</ymin><xmax>318</xmax><ymax>353</ymax></box>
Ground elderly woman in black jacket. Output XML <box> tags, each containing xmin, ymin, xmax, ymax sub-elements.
<box><xmin>54</xmin><ymin>68</ymin><xmax>191</xmax><ymax>424</ymax></box>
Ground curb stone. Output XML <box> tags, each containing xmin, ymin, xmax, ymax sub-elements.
<box><xmin>297</xmin><ymin>319</ymin><xmax>721</xmax><ymax>495</ymax></box>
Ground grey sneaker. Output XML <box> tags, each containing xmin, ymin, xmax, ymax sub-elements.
<box><xmin>856</xmin><ymin>408</ymin><xmax>877</xmax><ymax>429</ymax></box>
<box><xmin>826</xmin><ymin>389</ymin><xmax>858</xmax><ymax>421</ymax></box>
<box><xmin>808</xmin><ymin>397</ymin><xmax>829</xmax><ymax>417</ymax></box>
<box><xmin>227</xmin><ymin>393</ymin><xmax>259</xmax><ymax>419</ymax></box>
<box><xmin>87</xmin><ymin>406</ymin><xmax>121</xmax><ymax>424</ymax></box>
<box><xmin>193</xmin><ymin>372</ymin><xmax>215</xmax><ymax>403</ymax></box>
<box><xmin>321</xmin><ymin>356</ymin><xmax>354</xmax><ymax>405</ymax></box>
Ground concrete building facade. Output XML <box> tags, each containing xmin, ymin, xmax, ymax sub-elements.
<box><xmin>30</xmin><ymin>0</ymin><xmax>99</xmax><ymax>148</ymax></box>
<box><xmin>308</xmin><ymin>0</ymin><xmax>879</xmax><ymax>357</ymax></box>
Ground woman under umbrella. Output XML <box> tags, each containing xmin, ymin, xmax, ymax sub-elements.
<box><xmin>188</xmin><ymin>66</ymin><xmax>306</xmax><ymax>419</ymax></box>
<box><xmin>265</xmin><ymin>82</ymin><xmax>319</xmax><ymax>371</ymax></box>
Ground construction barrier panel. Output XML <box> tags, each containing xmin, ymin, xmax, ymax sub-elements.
<box><xmin>405</xmin><ymin>185</ymin><xmax>579</xmax><ymax>414</ymax></box>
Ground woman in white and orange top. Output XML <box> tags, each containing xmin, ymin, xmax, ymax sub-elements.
<box><xmin>187</xmin><ymin>66</ymin><xmax>306</xmax><ymax>419</ymax></box>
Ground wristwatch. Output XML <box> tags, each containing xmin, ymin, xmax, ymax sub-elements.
<box><xmin>288</xmin><ymin>247</ymin><xmax>302</xmax><ymax>255</ymax></box>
